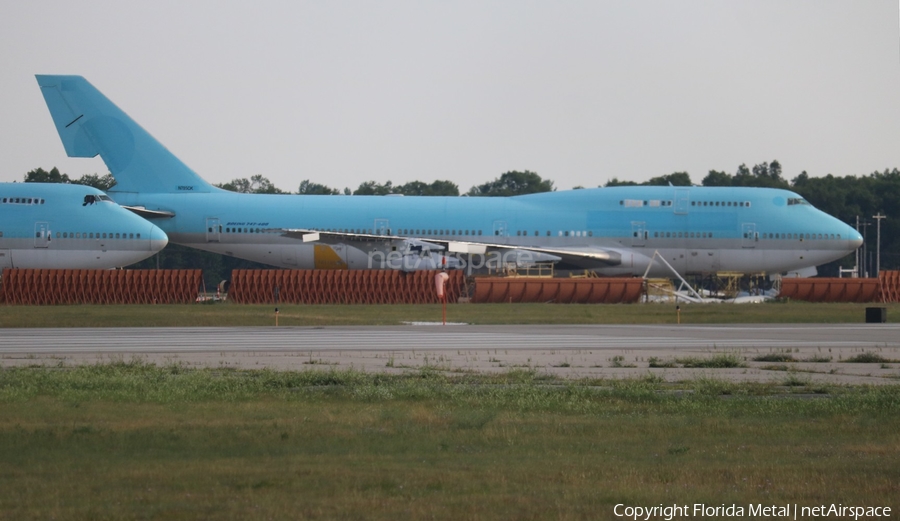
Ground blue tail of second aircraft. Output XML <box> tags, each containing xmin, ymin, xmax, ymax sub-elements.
<box><xmin>35</xmin><ymin>75</ymin><xmax>217</xmax><ymax>195</ymax></box>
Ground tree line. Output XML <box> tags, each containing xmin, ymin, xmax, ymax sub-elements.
<box><xmin>216</xmin><ymin>170</ymin><xmax>554</xmax><ymax>197</ymax></box>
<box><xmin>21</xmin><ymin>161</ymin><xmax>900</xmax><ymax>280</ymax></box>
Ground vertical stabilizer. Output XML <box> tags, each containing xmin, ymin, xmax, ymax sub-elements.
<box><xmin>35</xmin><ymin>75</ymin><xmax>217</xmax><ymax>194</ymax></box>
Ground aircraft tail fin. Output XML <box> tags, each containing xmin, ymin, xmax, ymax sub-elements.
<box><xmin>35</xmin><ymin>75</ymin><xmax>217</xmax><ymax>194</ymax></box>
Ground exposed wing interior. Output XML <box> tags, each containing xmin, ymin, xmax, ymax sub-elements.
<box><xmin>272</xmin><ymin>228</ymin><xmax>620</xmax><ymax>266</ymax></box>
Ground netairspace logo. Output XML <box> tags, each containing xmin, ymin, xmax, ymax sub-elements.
<box><xmin>367</xmin><ymin>250</ymin><xmax>536</xmax><ymax>273</ymax></box>
<box><xmin>613</xmin><ymin>503</ymin><xmax>892</xmax><ymax>520</ymax></box>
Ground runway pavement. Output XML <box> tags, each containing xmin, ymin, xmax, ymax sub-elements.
<box><xmin>2</xmin><ymin>324</ymin><xmax>899</xmax><ymax>384</ymax></box>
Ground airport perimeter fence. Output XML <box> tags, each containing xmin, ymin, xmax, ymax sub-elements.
<box><xmin>470</xmin><ymin>277</ymin><xmax>644</xmax><ymax>304</ymax></box>
<box><xmin>0</xmin><ymin>269</ymin><xmax>202</xmax><ymax>305</ymax></box>
<box><xmin>3</xmin><ymin>269</ymin><xmax>900</xmax><ymax>306</ymax></box>
<box><xmin>778</xmin><ymin>271</ymin><xmax>900</xmax><ymax>303</ymax></box>
<box><xmin>227</xmin><ymin>269</ymin><xmax>466</xmax><ymax>305</ymax></box>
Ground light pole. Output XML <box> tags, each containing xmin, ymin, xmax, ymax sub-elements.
<box><xmin>873</xmin><ymin>213</ymin><xmax>886</xmax><ymax>277</ymax></box>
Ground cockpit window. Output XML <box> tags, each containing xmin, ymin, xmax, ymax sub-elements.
<box><xmin>787</xmin><ymin>198</ymin><xmax>810</xmax><ymax>206</ymax></box>
<box><xmin>82</xmin><ymin>194</ymin><xmax>115</xmax><ymax>206</ymax></box>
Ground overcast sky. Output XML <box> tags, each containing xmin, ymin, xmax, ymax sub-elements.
<box><xmin>2</xmin><ymin>1</ymin><xmax>899</xmax><ymax>192</ymax></box>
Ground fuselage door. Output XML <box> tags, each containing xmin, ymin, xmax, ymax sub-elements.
<box><xmin>742</xmin><ymin>223</ymin><xmax>757</xmax><ymax>249</ymax></box>
<box><xmin>374</xmin><ymin>219</ymin><xmax>390</xmax><ymax>236</ymax></box>
<box><xmin>631</xmin><ymin>222</ymin><xmax>647</xmax><ymax>247</ymax></box>
<box><xmin>492</xmin><ymin>220</ymin><xmax>508</xmax><ymax>237</ymax></box>
<box><xmin>206</xmin><ymin>218</ymin><xmax>221</xmax><ymax>243</ymax></box>
<box><xmin>34</xmin><ymin>222</ymin><xmax>50</xmax><ymax>248</ymax></box>
<box><xmin>674</xmin><ymin>188</ymin><xmax>690</xmax><ymax>215</ymax></box>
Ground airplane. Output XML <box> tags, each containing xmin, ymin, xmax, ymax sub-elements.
<box><xmin>0</xmin><ymin>182</ymin><xmax>168</xmax><ymax>270</ymax></box>
<box><xmin>34</xmin><ymin>74</ymin><xmax>862</xmax><ymax>278</ymax></box>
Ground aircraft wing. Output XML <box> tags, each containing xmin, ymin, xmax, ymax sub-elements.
<box><xmin>272</xmin><ymin>228</ymin><xmax>621</xmax><ymax>266</ymax></box>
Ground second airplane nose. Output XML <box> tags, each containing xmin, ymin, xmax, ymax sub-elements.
<box><xmin>849</xmin><ymin>229</ymin><xmax>863</xmax><ymax>250</ymax></box>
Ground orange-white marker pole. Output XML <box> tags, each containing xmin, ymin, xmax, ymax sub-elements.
<box><xmin>435</xmin><ymin>272</ymin><xmax>449</xmax><ymax>325</ymax></box>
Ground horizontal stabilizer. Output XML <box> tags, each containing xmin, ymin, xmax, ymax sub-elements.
<box><xmin>122</xmin><ymin>206</ymin><xmax>175</xmax><ymax>219</ymax></box>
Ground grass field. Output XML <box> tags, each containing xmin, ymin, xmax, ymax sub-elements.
<box><xmin>1</xmin><ymin>363</ymin><xmax>898</xmax><ymax>520</ymax></box>
<box><xmin>2</xmin><ymin>303</ymin><xmax>898</xmax><ymax>519</ymax></box>
<box><xmin>1</xmin><ymin>301</ymin><xmax>898</xmax><ymax>327</ymax></box>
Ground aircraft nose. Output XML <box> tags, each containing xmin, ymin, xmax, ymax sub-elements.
<box><xmin>148</xmin><ymin>224</ymin><xmax>169</xmax><ymax>252</ymax></box>
<box><xmin>848</xmin><ymin>229</ymin><xmax>863</xmax><ymax>250</ymax></box>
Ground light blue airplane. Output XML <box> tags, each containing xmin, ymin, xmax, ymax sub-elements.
<box><xmin>35</xmin><ymin>75</ymin><xmax>862</xmax><ymax>277</ymax></box>
<box><xmin>0</xmin><ymin>182</ymin><xmax>168</xmax><ymax>270</ymax></box>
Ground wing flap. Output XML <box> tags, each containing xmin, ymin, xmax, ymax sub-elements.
<box><xmin>271</xmin><ymin>228</ymin><xmax>620</xmax><ymax>266</ymax></box>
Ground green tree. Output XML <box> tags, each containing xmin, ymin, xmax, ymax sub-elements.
<box><xmin>73</xmin><ymin>173</ymin><xmax>117</xmax><ymax>191</ymax></box>
<box><xmin>467</xmin><ymin>171</ymin><xmax>554</xmax><ymax>196</ymax></box>
<box><xmin>394</xmin><ymin>180</ymin><xmax>459</xmax><ymax>196</ymax></box>
<box><xmin>297</xmin><ymin>180</ymin><xmax>340</xmax><ymax>195</ymax></box>
<box><xmin>216</xmin><ymin>175</ymin><xmax>287</xmax><ymax>194</ymax></box>
<box><xmin>604</xmin><ymin>177</ymin><xmax>638</xmax><ymax>187</ymax></box>
<box><xmin>701</xmin><ymin>170</ymin><xmax>732</xmax><ymax>187</ymax></box>
<box><xmin>217</xmin><ymin>178</ymin><xmax>252</xmax><ymax>193</ymax></box>
<box><xmin>645</xmin><ymin>172</ymin><xmax>692</xmax><ymax>186</ymax></box>
<box><xmin>24</xmin><ymin>167</ymin><xmax>70</xmax><ymax>184</ymax></box>
<box><xmin>353</xmin><ymin>180</ymin><xmax>394</xmax><ymax>195</ymax></box>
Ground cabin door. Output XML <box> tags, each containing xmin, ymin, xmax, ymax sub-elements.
<box><xmin>631</xmin><ymin>222</ymin><xmax>647</xmax><ymax>247</ymax></box>
<box><xmin>674</xmin><ymin>188</ymin><xmax>690</xmax><ymax>215</ymax></box>
<box><xmin>492</xmin><ymin>220</ymin><xmax>508</xmax><ymax>237</ymax></box>
<box><xmin>206</xmin><ymin>218</ymin><xmax>221</xmax><ymax>242</ymax></box>
<box><xmin>374</xmin><ymin>219</ymin><xmax>390</xmax><ymax>236</ymax></box>
<box><xmin>742</xmin><ymin>223</ymin><xmax>757</xmax><ymax>248</ymax></box>
<box><xmin>34</xmin><ymin>222</ymin><xmax>50</xmax><ymax>248</ymax></box>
